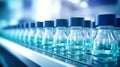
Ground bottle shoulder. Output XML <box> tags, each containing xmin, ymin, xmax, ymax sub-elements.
<box><xmin>94</xmin><ymin>31</ymin><xmax>117</xmax><ymax>43</ymax></box>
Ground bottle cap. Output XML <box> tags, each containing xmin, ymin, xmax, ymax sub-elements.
<box><xmin>69</xmin><ymin>17</ymin><xmax>84</xmax><ymax>27</ymax></box>
<box><xmin>55</xmin><ymin>19</ymin><xmax>68</xmax><ymax>27</ymax></box>
<box><xmin>44</xmin><ymin>20</ymin><xmax>54</xmax><ymax>27</ymax></box>
<box><xmin>96</xmin><ymin>14</ymin><xmax>116</xmax><ymax>26</ymax></box>
<box><xmin>30</xmin><ymin>22</ymin><xmax>36</xmax><ymax>28</ymax></box>
<box><xmin>24</xmin><ymin>22</ymin><xmax>29</xmax><ymax>28</ymax></box>
<box><xmin>36</xmin><ymin>21</ymin><xmax>43</xmax><ymax>27</ymax></box>
<box><xmin>91</xmin><ymin>22</ymin><xmax>96</xmax><ymax>28</ymax></box>
<box><xmin>115</xmin><ymin>18</ymin><xmax>120</xmax><ymax>27</ymax></box>
<box><xmin>83</xmin><ymin>20</ymin><xmax>91</xmax><ymax>27</ymax></box>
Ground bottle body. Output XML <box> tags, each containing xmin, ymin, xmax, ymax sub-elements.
<box><xmin>83</xmin><ymin>28</ymin><xmax>94</xmax><ymax>54</ymax></box>
<box><xmin>42</xmin><ymin>28</ymin><xmax>55</xmax><ymax>52</ymax></box>
<box><xmin>22</xmin><ymin>28</ymin><xmax>29</xmax><ymax>45</ymax></box>
<box><xmin>27</xmin><ymin>28</ymin><xmax>36</xmax><ymax>46</ymax></box>
<box><xmin>114</xmin><ymin>27</ymin><xmax>120</xmax><ymax>56</ymax></box>
<box><xmin>53</xmin><ymin>27</ymin><xmax>67</xmax><ymax>56</ymax></box>
<box><xmin>67</xmin><ymin>27</ymin><xmax>85</xmax><ymax>59</ymax></box>
<box><xmin>92</xmin><ymin>26</ymin><xmax>118</xmax><ymax>63</ymax></box>
<box><xmin>34</xmin><ymin>28</ymin><xmax>44</xmax><ymax>48</ymax></box>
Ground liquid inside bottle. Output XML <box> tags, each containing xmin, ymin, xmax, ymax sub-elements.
<box><xmin>53</xmin><ymin>19</ymin><xmax>68</xmax><ymax>56</ymax></box>
<box><xmin>114</xmin><ymin>18</ymin><xmax>120</xmax><ymax>57</ymax></box>
<box><xmin>22</xmin><ymin>22</ymin><xmax>30</xmax><ymax>46</ymax></box>
<box><xmin>92</xmin><ymin>14</ymin><xmax>118</xmax><ymax>63</ymax></box>
<box><xmin>42</xmin><ymin>20</ymin><xmax>55</xmax><ymax>52</ymax></box>
<box><xmin>27</xmin><ymin>22</ymin><xmax>36</xmax><ymax>47</ymax></box>
<box><xmin>67</xmin><ymin>17</ymin><xmax>85</xmax><ymax>60</ymax></box>
<box><xmin>83</xmin><ymin>20</ymin><xmax>93</xmax><ymax>54</ymax></box>
<box><xmin>67</xmin><ymin>27</ymin><xmax>85</xmax><ymax>59</ymax></box>
<box><xmin>34</xmin><ymin>22</ymin><xmax>43</xmax><ymax>48</ymax></box>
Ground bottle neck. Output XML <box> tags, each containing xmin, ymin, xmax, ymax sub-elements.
<box><xmin>96</xmin><ymin>26</ymin><xmax>115</xmax><ymax>40</ymax></box>
<box><xmin>37</xmin><ymin>27</ymin><xmax>43</xmax><ymax>30</ymax></box>
<box><xmin>96</xmin><ymin>26</ymin><xmax>114</xmax><ymax>29</ymax></box>
<box><xmin>56</xmin><ymin>27</ymin><xmax>67</xmax><ymax>30</ymax></box>
<box><xmin>55</xmin><ymin>27</ymin><xmax>67</xmax><ymax>35</ymax></box>
<box><xmin>69</xmin><ymin>27</ymin><xmax>84</xmax><ymax>36</ymax></box>
<box><xmin>70</xmin><ymin>27</ymin><xmax>83</xmax><ymax>32</ymax></box>
<box><xmin>114</xmin><ymin>27</ymin><xmax>120</xmax><ymax>30</ymax></box>
<box><xmin>44</xmin><ymin>27</ymin><xmax>55</xmax><ymax>33</ymax></box>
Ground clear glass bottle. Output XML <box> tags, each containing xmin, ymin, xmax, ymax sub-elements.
<box><xmin>18</xmin><ymin>22</ymin><xmax>24</xmax><ymax>43</ymax></box>
<box><xmin>22</xmin><ymin>22</ymin><xmax>30</xmax><ymax>46</ymax></box>
<box><xmin>53</xmin><ymin>19</ymin><xmax>68</xmax><ymax>56</ymax></box>
<box><xmin>83</xmin><ymin>20</ymin><xmax>93</xmax><ymax>54</ymax></box>
<box><xmin>27</xmin><ymin>22</ymin><xmax>36</xmax><ymax>47</ymax></box>
<box><xmin>34</xmin><ymin>21</ymin><xmax>44</xmax><ymax>48</ymax></box>
<box><xmin>92</xmin><ymin>14</ymin><xmax>118</xmax><ymax>63</ymax></box>
<box><xmin>67</xmin><ymin>17</ymin><xmax>85</xmax><ymax>60</ymax></box>
<box><xmin>114</xmin><ymin>18</ymin><xmax>120</xmax><ymax>57</ymax></box>
<box><xmin>42</xmin><ymin>20</ymin><xmax>55</xmax><ymax>52</ymax></box>
<box><xmin>90</xmin><ymin>22</ymin><xmax>97</xmax><ymax>39</ymax></box>
<box><xmin>14</xmin><ymin>24</ymin><xmax>20</xmax><ymax>42</ymax></box>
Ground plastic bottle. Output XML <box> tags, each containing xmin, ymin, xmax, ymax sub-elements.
<box><xmin>67</xmin><ymin>17</ymin><xmax>85</xmax><ymax>60</ymax></box>
<box><xmin>53</xmin><ymin>19</ymin><xmax>68</xmax><ymax>56</ymax></box>
<box><xmin>14</xmin><ymin>24</ymin><xmax>21</xmax><ymax>42</ymax></box>
<box><xmin>18</xmin><ymin>22</ymin><xmax>24</xmax><ymax>43</ymax></box>
<box><xmin>114</xmin><ymin>18</ymin><xmax>120</xmax><ymax>57</ymax></box>
<box><xmin>90</xmin><ymin>22</ymin><xmax>97</xmax><ymax>39</ymax></box>
<box><xmin>92</xmin><ymin>14</ymin><xmax>118</xmax><ymax>63</ymax></box>
<box><xmin>27</xmin><ymin>22</ymin><xmax>36</xmax><ymax>47</ymax></box>
<box><xmin>42</xmin><ymin>20</ymin><xmax>55</xmax><ymax>52</ymax></box>
<box><xmin>22</xmin><ymin>22</ymin><xmax>30</xmax><ymax>45</ymax></box>
<box><xmin>34</xmin><ymin>21</ymin><xmax>44</xmax><ymax>48</ymax></box>
<box><xmin>83</xmin><ymin>20</ymin><xmax>93</xmax><ymax>54</ymax></box>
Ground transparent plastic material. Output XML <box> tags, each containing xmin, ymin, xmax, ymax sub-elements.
<box><xmin>83</xmin><ymin>27</ymin><xmax>97</xmax><ymax>54</ymax></box>
<box><xmin>34</xmin><ymin>28</ymin><xmax>44</xmax><ymax>48</ymax></box>
<box><xmin>53</xmin><ymin>27</ymin><xmax>68</xmax><ymax>56</ymax></box>
<box><xmin>27</xmin><ymin>28</ymin><xmax>36</xmax><ymax>46</ymax></box>
<box><xmin>67</xmin><ymin>27</ymin><xmax>85</xmax><ymax>60</ymax></box>
<box><xmin>42</xmin><ymin>28</ymin><xmax>55</xmax><ymax>52</ymax></box>
<box><xmin>83</xmin><ymin>28</ymin><xmax>93</xmax><ymax>54</ymax></box>
<box><xmin>22</xmin><ymin>28</ymin><xmax>29</xmax><ymax>45</ymax></box>
<box><xmin>18</xmin><ymin>28</ymin><xmax>24</xmax><ymax>43</ymax></box>
<box><xmin>92</xmin><ymin>26</ymin><xmax>118</xmax><ymax>63</ymax></box>
<box><xmin>14</xmin><ymin>28</ymin><xmax>19</xmax><ymax>42</ymax></box>
<box><xmin>114</xmin><ymin>27</ymin><xmax>120</xmax><ymax>56</ymax></box>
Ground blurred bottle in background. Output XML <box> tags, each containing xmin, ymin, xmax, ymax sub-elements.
<box><xmin>27</xmin><ymin>22</ymin><xmax>36</xmax><ymax>47</ymax></box>
<box><xmin>34</xmin><ymin>21</ymin><xmax>44</xmax><ymax>48</ymax></box>
<box><xmin>42</xmin><ymin>20</ymin><xmax>55</xmax><ymax>52</ymax></box>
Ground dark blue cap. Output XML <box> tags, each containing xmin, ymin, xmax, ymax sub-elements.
<box><xmin>30</xmin><ymin>22</ymin><xmax>35</xmax><ymax>28</ymax></box>
<box><xmin>96</xmin><ymin>14</ymin><xmax>116</xmax><ymax>26</ymax></box>
<box><xmin>91</xmin><ymin>22</ymin><xmax>96</xmax><ymax>28</ymax></box>
<box><xmin>13</xmin><ymin>25</ymin><xmax>18</xmax><ymax>29</ymax></box>
<box><xmin>44</xmin><ymin>20</ymin><xmax>54</xmax><ymax>27</ymax></box>
<box><xmin>16</xmin><ymin>25</ymin><xmax>19</xmax><ymax>29</ymax></box>
<box><xmin>115</xmin><ymin>18</ymin><xmax>120</xmax><ymax>27</ymax></box>
<box><xmin>36</xmin><ymin>21</ymin><xmax>43</xmax><ymax>27</ymax></box>
<box><xmin>24</xmin><ymin>22</ymin><xmax>29</xmax><ymax>28</ymax></box>
<box><xmin>69</xmin><ymin>17</ymin><xmax>84</xmax><ymax>27</ymax></box>
<box><xmin>83</xmin><ymin>20</ymin><xmax>91</xmax><ymax>27</ymax></box>
<box><xmin>18</xmin><ymin>22</ymin><xmax>23</xmax><ymax>29</ymax></box>
<box><xmin>55</xmin><ymin>19</ymin><xmax>68</xmax><ymax>27</ymax></box>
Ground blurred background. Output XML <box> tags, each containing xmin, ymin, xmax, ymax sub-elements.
<box><xmin>0</xmin><ymin>0</ymin><xmax>120</xmax><ymax>28</ymax></box>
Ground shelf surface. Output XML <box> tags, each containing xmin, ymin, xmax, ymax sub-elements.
<box><xmin>0</xmin><ymin>37</ymin><xmax>76</xmax><ymax>67</ymax></box>
<box><xmin>1</xmin><ymin>37</ymin><xmax>120</xmax><ymax>67</ymax></box>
